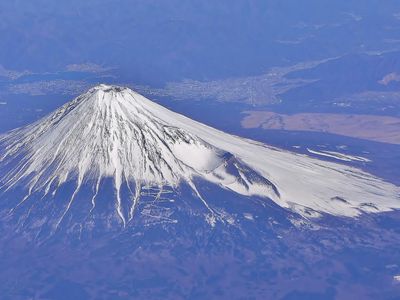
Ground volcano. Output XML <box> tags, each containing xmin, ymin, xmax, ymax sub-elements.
<box><xmin>0</xmin><ymin>85</ymin><xmax>399</xmax><ymax>233</ymax></box>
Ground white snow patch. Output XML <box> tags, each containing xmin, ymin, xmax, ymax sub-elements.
<box><xmin>172</xmin><ymin>141</ymin><xmax>223</xmax><ymax>172</ymax></box>
<box><xmin>307</xmin><ymin>148</ymin><xmax>371</xmax><ymax>162</ymax></box>
<box><xmin>243</xmin><ymin>213</ymin><xmax>254</xmax><ymax>221</ymax></box>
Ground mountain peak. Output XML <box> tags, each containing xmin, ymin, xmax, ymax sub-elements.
<box><xmin>62</xmin><ymin>84</ymin><xmax>150</xmax><ymax>128</ymax></box>
<box><xmin>71</xmin><ymin>84</ymin><xmax>147</xmax><ymax>112</ymax></box>
<box><xmin>92</xmin><ymin>84</ymin><xmax>127</xmax><ymax>93</ymax></box>
<box><xmin>81</xmin><ymin>84</ymin><xmax>137</xmax><ymax>106</ymax></box>
<box><xmin>0</xmin><ymin>86</ymin><xmax>399</xmax><ymax>230</ymax></box>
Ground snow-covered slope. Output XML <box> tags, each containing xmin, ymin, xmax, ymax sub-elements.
<box><xmin>0</xmin><ymin>85</ymin><xmax>399</xmax><ymax>226</ymax></box>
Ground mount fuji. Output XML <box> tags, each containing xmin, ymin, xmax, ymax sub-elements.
<box><xmin>0</xmin><ymin>84</ymin><xmax>399</xmax><ymax>235</ymax></box>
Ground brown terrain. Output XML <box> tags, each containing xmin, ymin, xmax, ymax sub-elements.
<box><xmin>241</xmin><ymin>111</ymin><xmax>400</xmax><ymax>145</ymax></box>
<box><xmin>379</xmin><ymin>72</ymin><xmax>400</xmax><ymax>85</ymax></box>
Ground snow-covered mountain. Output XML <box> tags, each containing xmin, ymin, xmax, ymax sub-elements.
<box><xmin>0</xmin><ymin>84</ymin><xmax>399</xmax><ymax>229</ymax></box>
